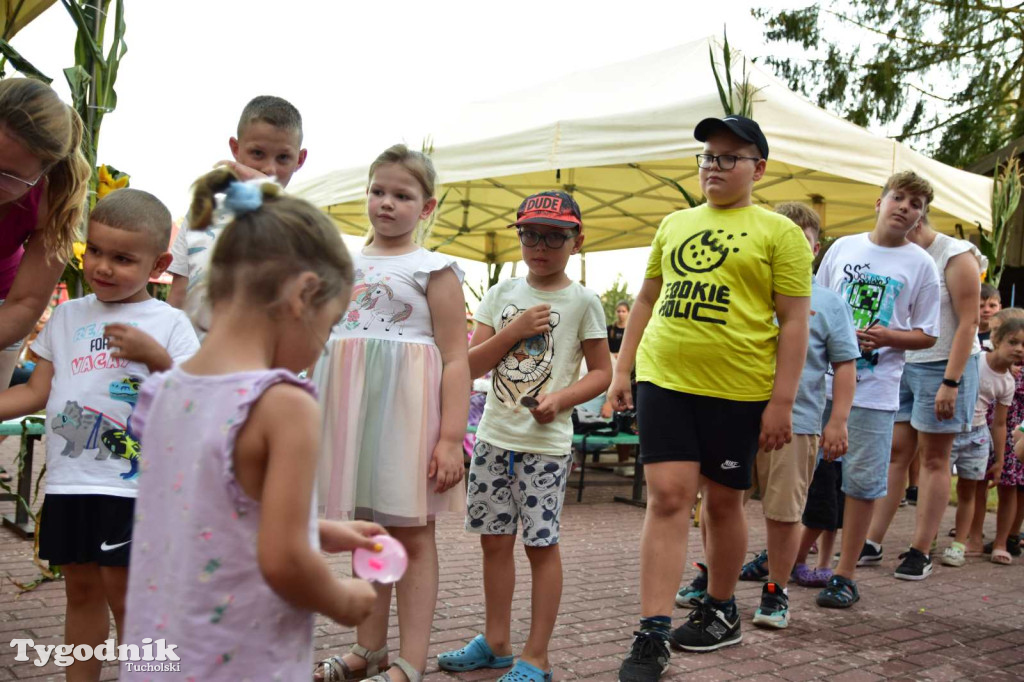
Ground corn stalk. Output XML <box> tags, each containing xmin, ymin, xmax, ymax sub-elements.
<box><xmin>979</xmin><ymin>154</ymin><xmax>1022</xmax><ymax>288</ymax></box>
<box><xmin>709</xmin><ymin>27</ymin><xmax>763</xmax><ymax>119</ymax></box>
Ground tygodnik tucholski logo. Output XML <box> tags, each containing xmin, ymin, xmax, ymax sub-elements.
<box><xmin>10</xmin><ymin>637</ymin><xmax>180</xmax><ymax>671</ymax></box>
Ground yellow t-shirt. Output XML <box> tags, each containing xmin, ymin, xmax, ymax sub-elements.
<box><xmin>636</xmin><ymin>204</ymin><xmax>812</xmax><ymax>401</ymax></box>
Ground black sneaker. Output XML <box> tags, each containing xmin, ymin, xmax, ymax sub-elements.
<box><xmin>669</xmin><ymin>600</ymin><xmax>742</xmax><ymax>652</ymax></box>
<box><xmin>856</xmin><ymin>541</ymin><xmax>883</xmax><ymax>567</ymax></box>
<box><xmin>619</xmin><ymin>631</ymin><xmax>670</xmax><ymax>682</ymax></box>
<box><xmin>905</xmin><ymin>486</ymin><xmax>918</xmax><ymax>505</ymax></box>
<box><xmin>675</xmin><ymin>562</ymin><xmax>707</xmax><ymax>607</ymax></box>
<box><xmin>751</xmin><ymin>582</ymin><xmax>789</xmax><ymax>629</ymax></box>
<box><xmin>894</xmin><ymin>547</ymin><xmax>932</xmax><ymax>581</ymax></box>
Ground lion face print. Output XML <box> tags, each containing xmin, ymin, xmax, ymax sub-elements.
<box><xmin>492</xmin><ymin>304</ymin><xmax>560</xmax><ymax>408</ymax></box>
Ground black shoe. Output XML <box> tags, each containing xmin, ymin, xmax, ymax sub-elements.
<box><xmin>905</xmin><ymin>486</ymin><xmax>918</xmax><ymax>505</ymax></box>
<box><xmin>856</xmin><ymin>541</ymin><xmax>883</xmax><ymax>567</ymax></box>
<box><xmin>669</xmin><ymin>600</ymin><xmax>741</xmax><ymax>652</ymax></box>
<box><xmin>752</xmin><ymin>582</ymin><xmax>789</xmax><ymax>629</ymax></box>
<box><xmin>894</xmin><ymin>547</ymin><xmax>932</xmax><ymax>581</ymax></box>
<box><xmin>619</xmin><ymin>631</ymin><xmax>670</xmax><ymax>682</ymax></box>
<box><xmin>675</xmin><ymin>562</ymin><xmax>707</xmax><ymax>607</ymax></box>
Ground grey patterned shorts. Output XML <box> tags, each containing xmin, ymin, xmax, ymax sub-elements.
<box><xmin>465</xmin><ymin>439</ymin><xmax>570</xmax><ymax>547</ymax></box>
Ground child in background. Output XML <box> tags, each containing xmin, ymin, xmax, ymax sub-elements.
<box><xmin>813</xmin><ymin>171</ymin><xmax>940</xmax><ymax>608</ymax></box>
<box><xmin>121</xmin><ymin>170</ymin><xmax>378</xmax><ymax>680</ymax></box>
<box><xmin>731</xmin><ymin>202</ymin><xmax>859</xmax><ymax>628</ymax></box>
<box><xmin>979</xmin><ymin>283</ymin><xmax>1001</xmax><ymax>350</ymax></box>
<box><xmin>969</xmin><ymin>307</ymin><xmax>1024</xmax><ymax>555</ymax></box>
<box><xmin>942</xmin><ymin>317</ymin><xmax>1024</xmax><ymax>566</ymax></box>
<box><xmin>314</xmin><ymin>145</ymin><xmax>469</xmax><ymax>682</ymax></box>
<box><xmin>165</xmin><ymin>95</ymin><xmax>307</xmax><ymax>337</ymax></box>
<box><xmin>0</xmin><ymin>189</ymin><xmax>199</xmax><ymax>682</ymax></box>
<box><xmin>439</xmin><ymin>190</ymin><xmax>610</xmax><ymax>681</ymax></box>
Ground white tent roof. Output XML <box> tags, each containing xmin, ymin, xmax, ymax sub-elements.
<box><xmin>295</xmin><ymin>36</ymin><xmax>993</xmax><ymax>264</ymax></box>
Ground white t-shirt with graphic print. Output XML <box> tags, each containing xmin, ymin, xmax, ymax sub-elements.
<box><xmin>816</xmin><ymin>233</ymin><xmax>941</xmax><ymax>411</ymax></box>
<box><xmin>32</xmin><ymin>295</ymin><xmax>200</xmax><ymax>497</ymax></box>
<box><xmin>474</xmin><ymin>278</ymin><xmax>607</xmax><ymax>457</ymax></box>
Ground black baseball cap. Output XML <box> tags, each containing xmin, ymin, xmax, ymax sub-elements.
<box><xmin>694</xmin><ymin>115</ymin><xmax>769</xmax><ymax>160</ymax></box>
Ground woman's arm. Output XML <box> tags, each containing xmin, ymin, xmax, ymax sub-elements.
<box><xmin>934</xmin><ymin>252</ymin><xmax>981</xmax><ymax>420</ymax></box>
<box><xmin>0</xmin><ymin>232</ymin><xmax>65</xmax><ymax>349</ymax></box>
<box><xmin>426</xmin><ymin>267</ymin><xmax>470</xmax><ymax>493</ymax></box>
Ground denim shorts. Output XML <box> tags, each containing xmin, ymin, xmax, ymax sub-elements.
<box><xmin>824</xmin><ymin>400</ymin><xmax>896</xmax><ymax>500</ymax></box>
<box><xmin>950</xmin><ymin>424</ymin><xmax>990</xmax><ymax>481</ymax></box>
<box><xmin>896</xmin><ymin>355</ymin><xmax>980</xmax><ymax>434</ymax></box>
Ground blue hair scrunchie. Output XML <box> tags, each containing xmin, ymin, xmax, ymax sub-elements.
<box><xmin>222</xmin><ymin>180</ymin><xmax>264</xmax><ymax>215</ymax></box>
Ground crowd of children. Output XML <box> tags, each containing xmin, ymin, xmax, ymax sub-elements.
<box><xmin>0</xmin><ymin>76</ymin><xmax>1019</xmax><ymax>682</ymax></box>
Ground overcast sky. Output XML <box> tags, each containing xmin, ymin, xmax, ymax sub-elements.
<box><xmin>16</xmin><ymin>0</ymin><xmax>800</xmax><ymax>304</ymax></box>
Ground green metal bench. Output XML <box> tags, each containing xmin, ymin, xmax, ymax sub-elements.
<box><xmin>0</xmin><ymin>417</ymin><xmax>45</xmax><ymax>539</ymax></box>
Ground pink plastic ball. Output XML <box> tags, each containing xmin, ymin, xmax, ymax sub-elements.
<box><xmin>353</xmin><ymin>535</ymin><xmax>408</xmax><ymax>583</ymax></box>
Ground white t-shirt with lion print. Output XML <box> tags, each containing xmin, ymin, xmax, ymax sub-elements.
<box><xmin>474</xmin><ymin>278</ymin><xmax>606</xmax><ymax>457</ymax></box>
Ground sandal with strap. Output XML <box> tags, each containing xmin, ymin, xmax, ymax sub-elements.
<box><xmin>364</xmin><ymin>656</ymin><xmax>421</xmax><ymax>682</ymax></box>
<box><xmin>314</xmin><ymin>643</ymin><xmax>388</xmax><ymax>682</ymax></box>
<box><xmin>815</xmin><ymin>574</ymin><xmax>859</xmax><ymax>609</ymax></box>
<box><xmin>991</xmin><ymin>548</ymin><xmax>1013</xmax><ymax>565</ymax></box>
<box><xmin>438</xmin><ymin>634</ymin><xmax>514</xmax><ymax>672</ymax></box>
<box><xmin>498</xmin><ymin>660</ymin><xmax>553</xmax><ymax>682</ymax></box>
<box><xmin>739</xmin><ymin>549</ymin><xmax>769</xmax><ymax>581</ymax></box>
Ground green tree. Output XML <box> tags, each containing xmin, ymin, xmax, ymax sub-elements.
<box><xmin>600</xmin><ymin>275</ymin><xmax>634</xmax><ymax>326</ymax></box>
<box><xmin>753</xmin><ymin>1</ymin><xmax>1024</xmax><ymax>168</ymax></box>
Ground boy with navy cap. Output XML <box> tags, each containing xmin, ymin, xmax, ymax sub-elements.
<box><xmin>438</xmin><ymin>191</ymin><xmax>611</xmax><ymax>681</ymax></box>
<box><xmin>612</xmin><ymin>115</ymin><xmax>812</xmax><ymax>681</ymax></box>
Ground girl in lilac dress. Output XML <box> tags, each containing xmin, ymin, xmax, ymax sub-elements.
<box><xmin>121</xmin><ymin>169</ymin><xmax>381</xmax><ymax>681</ymax></box>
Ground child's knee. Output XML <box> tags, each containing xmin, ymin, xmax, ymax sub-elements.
<box><xmin>524</xmin><ymin>542</ymin><xmax>560</xmax><ymax>562</ymax></box>
<box><xmin>481</xmin><ymin>533</ymin><xmax>516</xmax><ymax>555</ymax></box>
<box><xmin>64</xmin><ymin>571</ymin><xmax>104</xmax><ymax>606</ymax></box>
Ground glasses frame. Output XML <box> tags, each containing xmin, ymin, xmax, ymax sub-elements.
<box><xmin>695</xmin><ymin>153</ymin><xmax>762</xmax><ymax>170</ymax></box>
<box><xmin>0</xmin><ymin>168</ymin><xmax>47</xmax><ymax>194</ymax></box>
<box><xmin>517</xmin><ymin>227</ymin><xmax>579</xmax><ymax>249</ymax></box>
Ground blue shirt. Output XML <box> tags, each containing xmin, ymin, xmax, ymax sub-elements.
<box><xmin>792</xmin><ymin>283</ymin><xmax>861</xmax><ymax>435</ymax></box>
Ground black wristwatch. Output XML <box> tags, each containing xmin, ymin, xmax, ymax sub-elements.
<box><xmin>942</xmin><ymin>377</ymin><xmax>961</xmax><ymax>388</ymax></box>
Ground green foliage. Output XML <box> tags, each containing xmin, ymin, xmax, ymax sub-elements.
<box><xmin>754</xmin><ymin>1</ymin><xmax>1024</xmax><ymax>168</ymax></box>
<box><xmin>600</xmin><ymin>275</ymin><xmax>633</xmax><ymax>326</ymax></box>
<box><xmin>709</xmin><ymin>28</ymin><xmax>763</xmax><ymax>118</ymax></box>
<box><xmin>979</xmin><ymin>154</ymin><xmax>1023</xmax><ymax>287</ymax></box>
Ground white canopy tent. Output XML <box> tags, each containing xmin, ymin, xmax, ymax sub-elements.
<box><xmin>295</xmin><ymin>36</ymin><xmax>993</xmax><ymax>265</ymax></box>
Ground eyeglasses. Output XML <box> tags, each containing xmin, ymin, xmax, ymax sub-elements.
<box><xmin>517</xmin><ymin>228</ymin><xmax>578</xmax><ymax>249</ymax></box>
<box><xmin>696</xmin><ymin>154</ymin><xmax>762</xmax><ymax>170</ymax></box>
<box><xmin>0</xmin><ymin>168</ymin><xmax>46</xmax><ymax>196</ymax></box>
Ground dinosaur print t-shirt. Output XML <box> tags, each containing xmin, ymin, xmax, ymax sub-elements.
<box><xmin>32</xmin><ymin>295</ymin><xmax>200</xmax><ymax>497</ymax></box>
<box><xmin>816</xmin><ymin>233</ymin><xmax>940</xmax><ymax>411</ymax></box>
<box><xmin>475</xmin><ymin>278</ymin><xmax>606</xmax><ymax>456</ymax></box>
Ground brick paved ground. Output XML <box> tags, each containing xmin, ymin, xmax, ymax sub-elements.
<box><xmin>2</xmin><ymin>441</ymin><xmax>1023</xmax><ymax>681</ymax></box>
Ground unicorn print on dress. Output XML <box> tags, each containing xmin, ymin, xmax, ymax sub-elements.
<box><xmin>345</xmin><ymin>268</ymin><xmax>414</xmax><ymax>335</ymax></box>
<box><xmin>492</xmin><ymin>304</ymin><xmax>560</xmax><ymax>408</ymax></box>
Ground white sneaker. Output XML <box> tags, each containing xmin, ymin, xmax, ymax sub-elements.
<box><xmin>941</xmin><ymin>542</ymin><xmax>966</xmax><ymax>567</ymax></box>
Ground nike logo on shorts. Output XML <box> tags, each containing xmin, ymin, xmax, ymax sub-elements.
<box><xmin>100</xmin><ymin>540</ymin><xmax>131</xmax><ymax>552</ymax></box>
<box><xmin>721</xmin><ymin>460</ymin><xmax>740</xmax><ymax>470</ymax></box>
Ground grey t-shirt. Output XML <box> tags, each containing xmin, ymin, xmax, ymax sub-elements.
<box><xmin>792</xmin><ymin>283</ymin><xmax>861</xmax><ymax>435</ymax></box>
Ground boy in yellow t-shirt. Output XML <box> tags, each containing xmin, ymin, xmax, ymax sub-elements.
<box><xmin>613</xmin><ymin>116</ymin><xmax>812</xmax><ymax>682</ymax></box>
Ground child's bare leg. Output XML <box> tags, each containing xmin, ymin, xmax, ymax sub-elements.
<box><xmin>481</xmin><ymin>533</ymin><xmax>517</xmax><ymax>657</ymax></box>
<box><xmin>765</xmin><ymin>519</ymin><xmax>801</xmax><ymax>587</ymax></box>
<box><xmin>835</xmin><ymin>497</ymin><xmax>876</xmax><ymax>580</ymax></box>
<box><xmin>994</xmin><ymin>486</ymin><xmax>1017</xmax><ymax>551</ymax></box>
<box><xmin>519</xmin><ymin>544</ymin><xmax>563</xmax><ymax>671</ymax></box>
<box><xmin>318</xmin><ymin>567</ymin><xmax>393</xmax><ymax>679</ymax></box>
<box><xmin>968</xmin><ymin>480</ymin><xmax>988</xmax><ymax>552</ymax></box>
<box><xmin>817</xmin><ymin>531</ymin><xmax>837</xmax><ymax>570</ymax></box>
<box><xmin>795</xmin><ymin>525</ymin><xmax>822</xmax><ymax>566</ymax></box>
<box><xmin>952</xmin><ymin>478</ymin><xmax>978</xmax><ymax>545</ymax></box>
<box><xmin>391</xmin><ymin>522</ymin><xmax>439</xmax><ymax>679</ymax></box>
<box><xmin>99</xmin><ymin>566</ymin><xmax>128</xmax><ymax>642</ymax></box>
<box><xmin>911</xmin><ymin>432</ymin><xmax>955</xmax><ymax>553</ymax></box>
<box><xmin>1012</xmin><ymin>489</ymin><xmax>1024</xmax><ymax>540</ymax></box>
<box><xmin>63</xmin><ymin>563</ymin><xmax>108</xmax><ymax>682</ymax></box>
<box><xmin>702</xmin><ymin>477</ymin><xmax>747</xmax><ymax>601</ymax></box>
<box><xmin>640</xmin><ymin>461</ymin><xmax>699</xmax><ymax>617</ymax></box>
